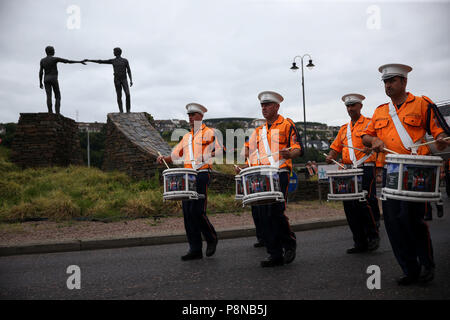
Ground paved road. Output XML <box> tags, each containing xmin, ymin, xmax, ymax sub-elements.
<box><xmin>1</xmin><ymin>203</ymin><xmax>449</xmax><ymax>300</ymax></box>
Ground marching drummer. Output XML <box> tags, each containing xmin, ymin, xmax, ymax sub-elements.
<box><xmin>361</xmin><ymin>63</ymin><xmax>450</xmax><ymax>285</ymax></box>
<box><xmin>157</xmin><ymin>103</ymin><xmax>221</xmax><ymax>261</ymax></box>
<box><xmin>236</xmin><ymin>91</ymin><xmax>303</xmax><ymax>267</ymax></box>
<box><xmin>325</xmin><ymin>93</ymin><xmax>380</xmax><ymax>254</ymax></box>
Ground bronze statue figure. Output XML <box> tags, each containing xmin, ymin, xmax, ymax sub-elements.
<box><xmin>39</xmin><ymin>46</ymin><xmax>86</xmax><ymax>114</ymax></box>
<box><xmin>85</xmin><ymin>48</ymin><xmax>133</xmax><ymax>113</ymax></box>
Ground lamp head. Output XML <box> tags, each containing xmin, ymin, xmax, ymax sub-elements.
<box><xmin>306</xmin><ymin>59</ymin><xmax>315</xmax><ymax>70</ymax></box>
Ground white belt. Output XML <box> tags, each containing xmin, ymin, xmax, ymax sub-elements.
<box><xmin>346</xmin><ymin>121</ymin><xmax>374</xmax><ymax>167</ymax></box>
<box><xmin>388</xmin><ymin>102</ymin><xmax>419</xmax><ymax>154</ymax></box>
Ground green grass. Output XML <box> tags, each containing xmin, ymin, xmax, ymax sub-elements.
<box><xmin>0</xmin><ymin>146</ymin><xmax>245</xmax><ymax>223</ymax></box>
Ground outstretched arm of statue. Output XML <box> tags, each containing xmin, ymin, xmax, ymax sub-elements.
<box><xmin>58</xmin><ymin>58</ymin><xmax>86</xmax><ymax>65</ymax></box>
<box><xmin>84</xmin><ymin>59</ymin><xmax>112</xmax><ymax>64</ymax></box>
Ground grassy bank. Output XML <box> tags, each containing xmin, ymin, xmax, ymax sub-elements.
<box><xmin>0</xmin><ymin>146</ymin><xmax>245</xmax><ymax>223</ymax></box>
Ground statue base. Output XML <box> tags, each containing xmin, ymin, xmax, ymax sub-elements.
<box><xmin>11</xmin><ymin>113</ymin><xmax>83</xmax><ymax>168</ymax></box>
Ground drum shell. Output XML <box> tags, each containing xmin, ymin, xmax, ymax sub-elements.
<box><xmin>162</xmin><ymin>168</ymin><xmax>199</xmax><ymax>201</ymax></box>
<box><xmin>235</xmin><ymin>175</ymin><xmax>244</xmax><ymax>200</ymax></box>
<box><xmin>327</xmin><ymin>169</ymin><xmax>366</xmax><ymax>201</ymax></box>
<box><xmin>240</xmin><ymin>166</ymin><xmax>284</xmax><ymax>206</ymax></box>
<box><xmin>382</xmin><ymin>154</ymin><xmax>443</xmax><ymax>202</ymax></box>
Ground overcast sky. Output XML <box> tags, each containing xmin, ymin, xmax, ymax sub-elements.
<box><xmin>0</xmin><ymin>0</ymin><xmax>449</xmax><ymax>126</ymax></box>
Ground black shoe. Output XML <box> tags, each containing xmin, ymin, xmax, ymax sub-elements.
<box><xmin>253</xmin><ymin>241</ymin><xmax>265</xmax><ymax>248</ymax></box>
<box><xmin>419</xmin><ymin>267</ymin><xmax>435</xmax><ymax>283</ymax></box>
<box><xmin>368</xmin><ymin>238</ymin><xmax>380</xmax><ymax>252</ymax></box>
<box><xmin>260</xmin><ymin>256</ymin><xmax>284</xmax><ymax>268</ymax></box>
<box><xmin>283</xmin><ymin>248</ymin><xmax>296</xmax><ymax>264</ymax></box>
<box><xmin>181</xmin><ymin>251</ymin><xmax>203</xmax><ymax>261</ymax></box>
<box><xmin>397</xmin><ymin>274</ymin><xmax>419</xmax><ymax>286</ymax></box>
<box><xmin>346</xmin><ymin>247</ymin><xmax>368</xmax><ymax>254</ymax></box>
<box><xmin>206</xmin><ymin>239</ymin><xmax>218</xmax><ymax>257</ymax></box>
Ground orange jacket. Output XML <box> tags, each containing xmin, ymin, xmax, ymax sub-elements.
<box><xmin>171</xmin><ymin>123</ymin><xmax>222</xmax><ymax>170</ymax></box>
<box><xmin>362</xmin><ymin>93</ymin><xmax>445</xmax><ymax>161</ymax></box>
<box><xmin>330</xmin><ymin>115</ymin><xmax>377</xmax><ymax>165</ymax></box>
<box><xmin>246</xmin><ymin>115</ymin><xmax>301</xmax><ymax>171</ymax></box>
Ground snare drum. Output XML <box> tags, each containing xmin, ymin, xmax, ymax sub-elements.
<box><xmin>381</xmin><ymin>154</ymin><xmax>443</xmax><ymax>202</ymax></box>
<box><xmin>327</xmin><ymin>168</ymin><xmax>366</xmax><ymax>201</ymax></box>
<box><xmin>235</xmin><ymin>175</ymin><xmax>244</xmax><ymax>200</ymax></box>
<box><xmin>162</xmin><ymin>168</ymin><xmax>199</xmax><ymax>200</ymax></box>
<box><xmin>240</xmin><ymin>166</ymin><xmax>284</xmax><ymax>206</ymax></box>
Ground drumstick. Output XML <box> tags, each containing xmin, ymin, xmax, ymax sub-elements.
<box><xmin>157</xmin><ymin>152</ymin><xmax>170</xmax><ymax>169</ymax></box>
<box><xmin>322</xmin><ymin>153</ymin><xmax>346</xmax><ymax>169</ymax></box>
<box><xmin>258</xmin><ymin>147</ymin><xmax>293</xmax><ymax>160</ymax></box>
<box><xmin>413</xmin><ymin>136</ymin><xmax>450</xmax><ymax>148</ymax></box>
<box><xmin>383</xmin><ymin>147</ymin><xmax>399</xmax><ymax>155</ymax></box>
<box><xmin>342</xmin><ymin>144</ymin><xmax>366</xmax><ymax>153</ymax></box>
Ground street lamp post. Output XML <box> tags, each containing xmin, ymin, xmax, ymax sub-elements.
<box><xmin>290</xmin><ymin>54</ymin><xmax>315</xmax><ymax>152</ymax></box>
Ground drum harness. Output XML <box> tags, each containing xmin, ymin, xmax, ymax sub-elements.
<box><xmin>260</xmin><ymin>125</ymin><xmax>288</xmax><ymax>172</ymax></box>
<box><xmin>346</xmin><ymin>121</ymin><xmax>374</xmax><ymax>168</ymax></box>
<box><xmin>187</xmin><ymin>130</ymin><xmax>211</xmax><ymax>173</ymax></box>
<box><xmin>388</xmin><ymin>102</ymin><xmax>420</xmax><ymax>155</ymax></box>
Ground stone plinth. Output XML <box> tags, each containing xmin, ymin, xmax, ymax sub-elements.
<box><xmin>11</xmin><ymin>113</ymin><xmax>83</xmax><ymax>168</ymax></box>
<box><xmin>103</xmin><ymin>112</ymin><xmax>173</xmax><ymax>180</ymax></box>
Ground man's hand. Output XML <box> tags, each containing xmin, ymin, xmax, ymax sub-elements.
<box><xmin>279</xmin><ymin>148</ymin><xmax>292</xmax><ymax>159</ymax></box>
<box><xmin>40</xmin><ymin>83</ymin><xmax>43</xmax><ymax>89</ymax></box>
<box><xmin>435</xmin><ymin>134</ymin><xmax>449</xmax><ymax>151</ymax></box>
<box><xmin>371</xmin><ymin>137</ymin><xmax>385</xmax><ymax>153</ymax></box>
<box><xmin>325</xmin><ymin>154</ymin><xmax>334</xmax><ymax>164</ymax></box>
<box><xmin>362</xmin><ymin>146</ymin><xmax>372</xmax><ymax>155</ymax></box>
<box><xmin>130</xmin><ymin>81</ymin><xmax>133</xmax><ymax>87</ymax></box>
<box><xmin>156</xmin><ymin>156</ymin><xmax>165</xmax><ymax>165</ymax></box>
<box><xmin>234</xmin><ymin>165</ymin><xmax>242</xmax><ymax>174</ymax></box>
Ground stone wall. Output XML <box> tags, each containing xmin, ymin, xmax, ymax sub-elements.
<box><xmin>102</xmin><ymin>112</ymin><xmax>173</xmax><ymax>180</ymax></box>
<box><xmin>11</xmin><ymin>113</ymin><xmax>83</xmax><ymax>168</ymax></box>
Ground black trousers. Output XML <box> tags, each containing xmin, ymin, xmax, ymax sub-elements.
<box><xmin>363</xmin><ymin>166</ymin><xmax>381</xmax><ymax>224</ymax></box>
<box><xmin>182</xmin><ymin>172</ymin><xmax>217</xmax><ymax>253</ymax></box>
<box><xmin>251</xmin><ymin>205</ymin><xmax>264</xmax><ymax>244</ymax></box>
<box><xmin>382</xmin><ymin>169</ymin><xmax>435</xmax><ymax>277</ymax></box>
<box><xmin>259</xmin><ymin>171</ymin><xmax>297</xmax><ymax>259</ymax></box>
<box><xmin>343</xmin><ymin>166</ymin><xmax>379</xmax><ymax>248</ymax></box>
<box><xmin>114</xmin><ymin>76</ymin><xmax>131</xmax><ymax>113</ymax></box>
<box><xmin>44</xmin><ymin>77</ymin><xmax>61</xmax><ymax>114</ymax></box>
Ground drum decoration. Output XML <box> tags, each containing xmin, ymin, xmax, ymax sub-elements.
<box><xmin>327</xmin><ymin>168</ymin><xmax>367</xmax><ymax>201</ymax></box>
<box><xmin>235</xmin><ymin>175</ymin><xmax>244</xmax><ymax>201</ymax></box>
<box><xmin>162</xmin><ymin>168</ymin><xmax>199</xmax><ymax>201</ymax></box>
<box><xmin>381</xmin><ymin>154</ymin><xmax>443</xmax><ymax>203</ymax></box>
<box><xmin>239</xmin><ymin>166</ymin><xmax>284</xmax><ymax>206</ymax></box>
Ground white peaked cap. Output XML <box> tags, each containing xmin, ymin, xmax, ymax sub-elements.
<box><xmin>378</xmin><ymin>63</ymin><xmax>413</xmax><ymax>80</ymax></box>
<box><xmin>186</xmin><ymin>103</ymin><xmax>208</xmax><ymax>115</ymax></box>
<box><xmin>341</xmin><ymin>93</ymin><xmax>366</xmax><ymax>106</ymax></box>
<box><xmin>258</xmin><ymin>91</ymin><xmax>284</xmax><ymax>104</ymax></box>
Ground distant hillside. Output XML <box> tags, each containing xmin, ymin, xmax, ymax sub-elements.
<box><xmin>204</xmin><ymin>117</ymin><xmax>256</xmax><ymax>124</ymax></box>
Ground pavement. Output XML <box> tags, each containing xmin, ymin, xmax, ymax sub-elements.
<box><xmin>0</xmin><ymin>216</ymin><xmax>349</xmax><ymax>257</ymax></box>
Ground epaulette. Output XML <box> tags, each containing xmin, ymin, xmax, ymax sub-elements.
<box><xmin>376</xmin><ymin>102</ymin><xmax>389</xmax><ymax>109</ymax></box>
<box><xmin>422</xmin><ymin>95</ymin><xmax>434</xmax><ymax>104</ymax></box>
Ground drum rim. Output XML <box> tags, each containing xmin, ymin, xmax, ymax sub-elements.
<box><xmin>327</xmin><ymin>168</ymin><xmax>363</xmax><ymax>176</ymax></box>
<box><xmin>382</xmin><ymin>187</ymin><xmax>441</xmax><ymax>197</ymax></box>
<box><xmin>240</xmin><ymin>165</ymin><xmax>280</xmax><ymax>175</ymax></box>
<box><xmin>385</xmin><ymin>154</ymin><xmax>443</xmax><ymax>162</ymax></box>
<box><xmin>162</xmin><ymin>168</ymin><xmax>198</xmax><ymax>175</ymax></box>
